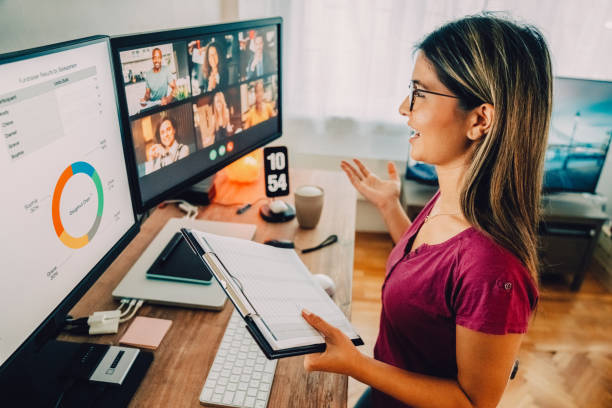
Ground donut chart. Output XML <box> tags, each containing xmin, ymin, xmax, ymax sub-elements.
<box><xmin>52</xmin><ymin>162</ymin><xmax>104</xmax><ymax>249</ymax></box>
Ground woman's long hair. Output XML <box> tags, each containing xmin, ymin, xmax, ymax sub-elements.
<box><xmin>418</xmin><ymin>14</ymin><xmax>553</xmax><ymax>285</ymax></box>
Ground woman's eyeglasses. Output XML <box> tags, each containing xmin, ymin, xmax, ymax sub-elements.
<box><xmin>408</xmin><ymin>82</ymin><xmax>459</xmax><ymax>111</ymax></box>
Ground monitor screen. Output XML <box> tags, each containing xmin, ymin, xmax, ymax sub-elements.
<box><xmin>404</xmin><ymin>76</ymin><xmax>612</xmax><ymax>194</ymax></box>
<box><xmin>544</xmin><ymin>77</ymin><xmax>612</xmax><ymax>193</ymax></box>
<box><xmin>0</xmin><ymin>37</ymin><xmax>137</xmax><ymax>370</ymax></box>
<box><xmin>112</xmin><ymin>18</ymin><xmax>282</xmax><ymax>211</ymax></box>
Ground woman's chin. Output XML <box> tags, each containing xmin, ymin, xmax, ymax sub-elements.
<box><xmin>409</xmin><ymin>147</ymin><xmax>425</xmax><ymax>162</ymax></box>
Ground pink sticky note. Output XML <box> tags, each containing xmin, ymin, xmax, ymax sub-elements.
<box><xmin>120</xmin><ymin>316</ymin><xmax>172</xmax><ymax>350</ymax></box>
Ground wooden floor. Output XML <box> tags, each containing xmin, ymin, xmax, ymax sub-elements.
<box><xmin>347</xmin><ymin>232</ymin><xmax>612</xmax><ymax>408</ymax></box>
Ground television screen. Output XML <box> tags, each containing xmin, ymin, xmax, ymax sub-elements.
<box><xmin>404</xmin><ymin>76</ymin><xmax>612</xmax><ymax>194</ymax></box>
<box><xmin>544</xmin><ymin>77</ymin><xmax>612</xmax><ymax>193</ymax></box>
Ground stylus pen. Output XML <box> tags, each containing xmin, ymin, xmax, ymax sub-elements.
<box><xmin>159</xmin><ymin>233</ymin><xmax>183</xmax><ymax>263</ymax></box>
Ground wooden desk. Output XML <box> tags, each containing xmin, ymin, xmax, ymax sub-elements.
<box><xmin>59</xmin><ymin>168</ymin><xmax>357</xmax><ymax>407</ymax></box>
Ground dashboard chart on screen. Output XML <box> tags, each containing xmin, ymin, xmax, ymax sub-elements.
<box><xmin>0</xmin><ymin>40</ymin><xmax>134</xmax><ymax>365</ymax></box>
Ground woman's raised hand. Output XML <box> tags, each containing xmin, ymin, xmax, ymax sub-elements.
<box><xmin>340</xmin><ymin>159</ymin><xmax>401</xmax><ymax>210</ymax></box>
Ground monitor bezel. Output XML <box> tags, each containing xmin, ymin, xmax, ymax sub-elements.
<box><xmin>111</xmin><ymin>17</ymin><xmax>283</xmax><ymax>213</ymax></box>
<box><xmin>0</xmin><ymin>35</ymin><xmax>140</xmax><ymax>376</ymax></box>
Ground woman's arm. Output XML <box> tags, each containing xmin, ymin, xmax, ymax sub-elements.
<box><xmin>341</xmin><ymin>159</ymin><xmax>411</xmax><ymax>242</ymax></box>
<box><xmin>302</xmin><ymin>311</ymin><xmax>522</xmax><ymax>408</ymax></box>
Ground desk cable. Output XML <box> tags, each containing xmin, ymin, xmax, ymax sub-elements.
<box><xmin>160</xmin><ymin>199</ymin><xmax>199</xmax><ymax>219</ymax></box>
<box><xmin>63</xmin><ymin>298</ymin><xmax>145</xmax><ymax>335</ymax></box>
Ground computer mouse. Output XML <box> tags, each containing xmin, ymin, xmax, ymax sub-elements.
<box><xmin>263</xmin><ymin>239</ymin><xmax>295</xmax><ymax>248</ymax></box>
<box><xmin>313</xmin><ymin>274</ymin><xmax>336</xmax><ymax>297</ymax></box>
<box><xmin>269</xmin><ymin>200</ymin><xmax>289</xmax><ymax>214</ymax></box>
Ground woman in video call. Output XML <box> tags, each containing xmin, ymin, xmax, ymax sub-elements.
<box><xmin>145</xmin><ymin>117</ymin><xmax>189</xmax><ymax>174</ymax></box>
<box><xmin>202</xmin><ymin>42</ymin><xmax>225</xmax><ymax>93</ymax></box>
<box><xmin>301</xmin><ymin>15</ymin><xmax>551</xmax><ymax>408</ymax></box>
<box><xmin>212</xmin><ymin>91</ymin><xmax>234</xmax><ymax>141</ymax></box>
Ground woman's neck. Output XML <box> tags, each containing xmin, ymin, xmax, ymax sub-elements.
<box><xmin>434</xmin><ymin>161</ymin><xmax>469</xmax><ymax>214</ymax></box>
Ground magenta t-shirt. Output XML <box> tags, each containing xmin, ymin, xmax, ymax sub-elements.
<box><xmin>371</xmin><ymin>191</ymin><xmax>538</xmax><ymax>408</ymax></box>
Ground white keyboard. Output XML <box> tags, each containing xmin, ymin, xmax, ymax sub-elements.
<box><xmin>200</xmin><ymin>310</ymin><xmax>277</xmax><ymax>408</ymax></box>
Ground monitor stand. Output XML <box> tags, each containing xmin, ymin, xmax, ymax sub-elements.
<box><xmin>2</xmin><ymin>340</ymin><xmax>152</xmax><ymax>407</ymax></box>
<box><xmin>172</xmin><ymin>176</ymin><xmax>216</xmax><ymax>206</ymax></box>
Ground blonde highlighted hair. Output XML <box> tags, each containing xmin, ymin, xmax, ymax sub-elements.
<box><xmin>418</xmin><ymin>14</ymin><xmax>553</xmax><ymax>285</ymax></box>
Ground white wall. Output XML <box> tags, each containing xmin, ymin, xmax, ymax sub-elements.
<box><xmin>0</xmin><ymin>0</ymin><xmax>227</xmax><ymax>54</ymax></box>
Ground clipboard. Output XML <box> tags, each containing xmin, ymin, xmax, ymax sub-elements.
<box><xmin>180</xmin><ymin>228</ymin><xmax>364</xmax><ymax>359</ymax></box>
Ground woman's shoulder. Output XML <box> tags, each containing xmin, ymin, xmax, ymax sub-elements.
<box><xmin>454</xmin><ymin>228</ymin><xmax>534</xmax><ymax>286</ymax></box>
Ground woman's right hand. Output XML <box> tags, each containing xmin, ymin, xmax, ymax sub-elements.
<box><xmin>147</xmin><ymin>143</ymin><xmax>164</xmax><ymax>159</ymax></box>
<box><xmin>341</xmin><ymin>159</ymin><xmax>401</xmax><ymax>210</ymax></box>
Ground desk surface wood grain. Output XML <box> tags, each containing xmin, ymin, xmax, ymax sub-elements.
<box><xmin>59</xmin><ymin>168</ymin><xmax>357</xmax><ymax>407</ymax></box>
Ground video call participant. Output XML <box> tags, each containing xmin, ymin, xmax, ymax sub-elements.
<box><xmin>145</xmin><ymin>117</ymin><xmax>189</xmax><ymax>174</ymax></box>
<box><xmin>203</xmin><ymin>42</ymin><xmax>226</xmax><ymax>93</ymax></box>
<box><xmin>212</xmin><ymin>91</ymin><xmax>234</xmax><ymax>141</ymax></box>
<box><xmin>141</xmin><ymin>48</ymin><xmax>176</xmax><ymax>106</ymax></box>
<box><xmin>300</xmin><ymin>15</ymin><xmax>549</xmax><ymax>408</ymax></box>
<box><xmin>246</xmin><ymin>34</ymin><xmax>265</xmax><ymax>79</ymax></box>
<box><xmin>243</xmin><ymin>81</ymin><xmax>276</xmax><ymax>129</ymax></box>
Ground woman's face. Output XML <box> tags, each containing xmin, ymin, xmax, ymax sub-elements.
<box><xmin>159</xmin><ymin>120</ymin><xmax>176</xmax><ymax>147</ymax></box>
<box><xmin>400</xmin><ymin>52</ymin><xmax>472</xmax><ymax>167</ymax></box>
<box><xmin>208</xmin><ymin>46</ymin><xmax>219</xmax><ymax>69</ymax></box>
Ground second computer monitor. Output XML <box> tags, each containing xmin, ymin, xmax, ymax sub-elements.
<box><xmin>112</xmin><ymin>17</ymin><xmax>282</xmax><ymax>211</ymax></box>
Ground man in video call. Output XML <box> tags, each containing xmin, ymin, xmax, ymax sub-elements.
<box><xmin>243</xmin><ymin>81</ymin><xmax>276</xmax><ymax>128</ymax></box>
<box><xmin>140</xmin><ymin>47</ymin><xmax>176</xmax><ymax>106</ymax></box>
<box><xmin>246</xmin><ymin>34</ymin><xmax>265</xmax><ymax>79</ymax></box>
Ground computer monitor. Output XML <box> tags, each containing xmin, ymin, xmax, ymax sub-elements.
<box><xmin>0</xmin><ymin>36</ymin><xmax>140</xmax><ymax>403</ymax></box>
<box><xmin>404</xmin><ymin>76</ymin><xmax>612</xmax><ymax>194</ymax></box>
<box><xmin>111</xmin><ymin>17</ymin><xmax>282</xmax><ymax>212</ymax></box>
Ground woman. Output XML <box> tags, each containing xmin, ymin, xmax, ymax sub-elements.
<box><xmin>212</xmin><ymin>91</ymin><xmax>234</xmax><ymax>141</ymax></box>
<box><xmin>145</xmin><ymin>117</ymin><xmax>190</xmax><ymax>174</ymax></box>
<box><xmin>301</xmin><ymin>15</ymin><xmax>551</xmax><ymax>408</ymax></box>
<box><xmin>203</xmin><ymin>42</ymin><xmax>224</xmax><ymax>93</ymax></box>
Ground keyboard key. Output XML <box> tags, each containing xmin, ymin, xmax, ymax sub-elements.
<box><xmin>234</xmin><ymin>390</ymin><xmax>246</xmax><ymax>405</ymax></box>
<box><xmin>201</xmin><ymin>387</ymin><xmax>213</xmax><ymax>401</ymax></box>
<box><xmin>245</xmin><ymin>396</ymin><xmax>256</xmax><ymax>408</ymax></box>
<box><xmin>247</xmin><ymin>387</ymin><xmax>257</xmax><ymax>397</ymax></box>
<box><xmin>255</xmin><ymin>399</ymin><xmax>267</xmax><ymax>408</ymax></box>
<box><xmin>223</xmin><ymin>391</ymin><xmax>235</xmax><ymax>404</ymax></box>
